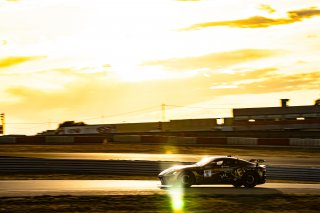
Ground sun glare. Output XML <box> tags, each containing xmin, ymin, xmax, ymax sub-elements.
<box><xmin>169</xmin><ymin>187</ymin><xmax>185</xmax><ymax>213</ymax></box>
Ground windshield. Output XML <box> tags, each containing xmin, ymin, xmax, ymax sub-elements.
<box><xmin>196</xmin><ymin>157</ymin><xmax>216</xmax><ymax>167</ymax></box>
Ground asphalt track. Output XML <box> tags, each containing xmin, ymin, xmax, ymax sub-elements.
<box><xmin>0</xmin><ymin>180</ymin><xmax>320</xmax><ymax>197</ymax></box>
<box><xmin>1</xmin><ymin>152</ymin><xmax>319</xmax><ymax>168</ymax></box>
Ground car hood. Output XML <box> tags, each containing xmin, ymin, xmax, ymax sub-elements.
<box><xmin>159</xmin><ymin>164</ymin><xmax>197</xmax><ymax>176</ymax></box>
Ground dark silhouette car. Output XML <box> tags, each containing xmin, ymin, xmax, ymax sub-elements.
<box><xmin>159</xmin><ymin>156</ymin><xmax>266</xmax><ymax>188</ymax></box>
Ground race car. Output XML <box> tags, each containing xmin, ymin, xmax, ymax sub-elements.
<box><xmin>159</xmin><ymin>156</ymin><xmax>266</xmax><ymax>188</ymax></box>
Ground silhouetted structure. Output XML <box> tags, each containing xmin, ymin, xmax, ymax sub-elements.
<box><xmin>39</xmin><ymin>99</ymin><xmax>320</xmax><ymax>136</ymax></box>
<box><xmin>233</xmin><ymin>99</ymin><xmax>320</xmax><ymax>131</ymax></box>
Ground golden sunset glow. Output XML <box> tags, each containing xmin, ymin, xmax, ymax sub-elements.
<box><xmin>1</xmin><ymin>0</ymin><xmax>320</xmax><ymax>135</ymax></box>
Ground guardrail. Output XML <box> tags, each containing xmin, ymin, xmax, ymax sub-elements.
<box><xmin>0</xmin><ymin>157</ymin><xmax>319</xmax><ymax>182</ymax></box>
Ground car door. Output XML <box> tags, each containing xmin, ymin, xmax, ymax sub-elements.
<box><xmin>219</xmin><ymin>159</ymin><xmax>238</xmax><ymax>183</ymax></box>
<box><xmin>203</xmin><ymin>159</ymin><xmax>225</xmax><ymax>184</ymax></box>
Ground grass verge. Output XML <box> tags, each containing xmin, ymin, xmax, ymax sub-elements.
<box><xmin>0</xmin><ymin>194</ymin><xmax>319</xmax><ymax>213</ymax></box>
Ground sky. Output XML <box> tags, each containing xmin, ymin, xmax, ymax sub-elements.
<box><xmin>0</xmin><ymin>0</ymin><xmax>320</xmax><ymax>135</ymax></box>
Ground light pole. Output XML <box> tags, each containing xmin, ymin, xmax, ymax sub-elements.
<box><xmin>161</xmin><ymin>104</ymin><xmax>166</xmax><ymax>122</ymax></box>
<box><xmin>0</xmin><ymin>113</ymin><xmax>4</xmax><ymax>135</ymax></box>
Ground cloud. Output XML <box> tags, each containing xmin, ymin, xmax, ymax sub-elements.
<box><xmin>0</xmin><ymin>0</ymin><xmax>21</xmax><ymax>4</ymax></box>
<box><xmin>2</xmin><ymin>75</ymin><xmax>214</xmax><ymax>123</ymax></box>
<box><xmin>5</xmin><ymin>67</ymin><xmax>310</xmax><ymax>113</ymax></box>
<box><xmin>258</xmin><ymin>4</ymin><xmax>276</xmax><ymax>14</ymax></box>
<box><xmin>2</xmin><ymin>65</ymin><xmax>318</xmax><ymax>131</ymax></box>
<box><xmin>143</xmin><ymin>49</ymin><xmax>281</xmax><ymax>71</ymax></box>
<box><xmin>182</xmin><ymin>7</ymin><xmax>320</xmax><ymax>30</ymax></box>
<box><xmin>209</xmin><ymin>71</ymin><xmax>320</xmax><ymax>95</ymax></box>
<box><xmin>1</xmin><ymin>40</ymin><xmax>8</xmax><ymax>46</ymax></box>
<box><xmin>0</xmin><ymin>56</ymin><xmax>45</xmax><ymax>68</ymax></box>
<box><xmin>209</xmin><ymin>68</ymin><xmax>278</xmax><ymax>85</ymax></box>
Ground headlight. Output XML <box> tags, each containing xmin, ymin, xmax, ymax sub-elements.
<box><xmin>170</xmin><ymin>171</ymin><xmax>178</xmax><ymax>175</ymax></box>
<box><xmin>169</xmin><ymin>170</ymin><xmax>181</xmax><ymax>176</ymax></box>
<box><xmin>161</xmin><ymin>169</ymin><xmax>180</xmax><ymax>176</ymax></box>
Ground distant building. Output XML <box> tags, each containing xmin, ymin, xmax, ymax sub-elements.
<box><xmin>37</xmin><ymin>130</ymin><xmax>57</xmax><ymax>136</ymax></box>
<box><xmin>37</xmin><ymin>99</ymin><xmax>320</xmax><ymax>135</ymax></box>
<box><xmin>233</xmin><ymin>99</ymin><xmax>320</xmax><ymax>131</ymax></box>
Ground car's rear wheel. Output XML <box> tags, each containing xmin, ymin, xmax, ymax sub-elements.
<box><xmin>177</xmin><ymin>172</ymin><xmax>195</xmax><ymax>188</ymax></box>
<box><xmin>243</xmin><ymin>172</ymin><xmax>258</xmax><ymax>188</ymax></box>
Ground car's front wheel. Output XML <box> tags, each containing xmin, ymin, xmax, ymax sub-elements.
<box><xmin>177</xmin><ymin>172</ymin><xmax>195</xmax><ymax>188</ymax></box>
<box><xmin>243</xmin><ymin>172</ymin><xmax>258</xmax><ymax>188</ymax></box>
<box><xmin>232</xmin><ymin>179</ymin><xmax>243</xmax><ymax>188</ymax></box>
